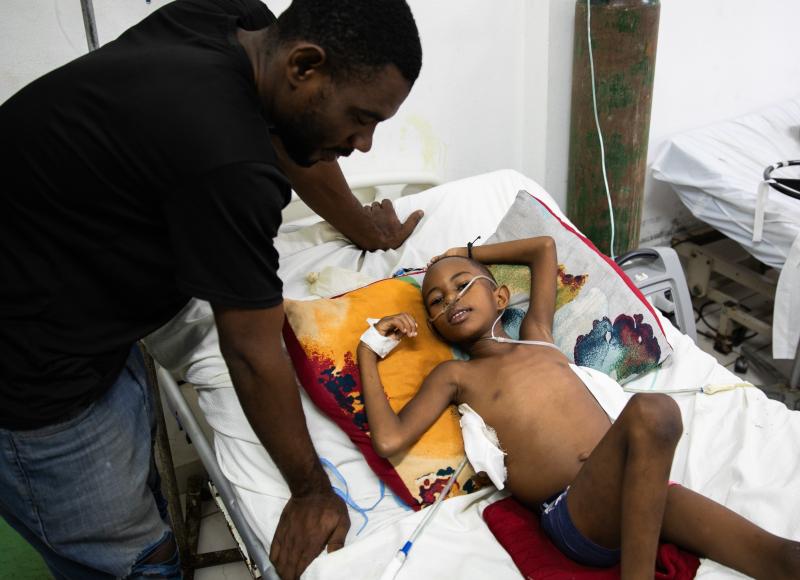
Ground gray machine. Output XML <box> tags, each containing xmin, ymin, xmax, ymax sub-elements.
<box><xmin>615</xmin><ymin>247</ymin><xmax>697</xmax><ymax>342</ymax></box>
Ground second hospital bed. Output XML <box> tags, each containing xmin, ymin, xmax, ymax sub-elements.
<box><xmin>145</xmin><ymin>169</ymin><xmax>800</xmax><ymax>580</ymax></box>
<box><xmin>651</xmin><ymin>95</ymin><xmax>800</xmax><ymax>385</ymax></box>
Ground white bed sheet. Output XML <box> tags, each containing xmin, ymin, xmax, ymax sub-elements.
<box><xmin>651</xmin><ymin>95</ymin><xmax>800</xmax><ymax>270</ymax></box>
<box><xmin>146</xmin><ymin>170</ymin><xmax>800</xmax><ymax>579</ymax></box>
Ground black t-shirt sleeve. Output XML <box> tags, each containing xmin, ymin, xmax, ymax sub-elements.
<box><xmin>166</xmin><ymin>162</ymin><xmax>291</xmax><ymax>308</ymax></box>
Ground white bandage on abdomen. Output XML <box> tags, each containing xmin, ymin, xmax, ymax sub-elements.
<box><xmin>360</xmin><ymin>318</ymin><xmax>401</xmax><ymax>358</ymax></box>
<box><xmin>458</xmin><ymin>403</ymin><xmax>507</xmax><ymax>490</ymax></box>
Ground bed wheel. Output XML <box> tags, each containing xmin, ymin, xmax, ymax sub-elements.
<box><xmin>734</xmin><ymin>356</ymin><xmax>749</xmax><ymax>374</ymax></box>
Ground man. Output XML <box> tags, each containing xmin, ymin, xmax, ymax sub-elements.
<box><xmin>0</xmin><ymin>0</ymin><xmax>422</xmax><ymax>578</ymax></box>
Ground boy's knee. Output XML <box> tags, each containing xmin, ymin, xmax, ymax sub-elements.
<box><xmin>625</xmin><ymin>393</ymin><xmax>682</xmax><ymax>446</ymax></box>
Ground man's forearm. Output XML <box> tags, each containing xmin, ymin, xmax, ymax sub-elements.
<box><xmin>224</xmin><ymin>347</ymin><xmax>330</xmax><ymax>495</ymax></box>
<box><xmin>286</xmin><ymin>161</ymin><xmax>381</xmax><ymax>249</ymax></box>
<box><xmin>270</xmin><ymin>135</ymin><xmax>378</xmax><ymax>249</ymax></box>
<box><xmin>213</xmin><ymin>303</ymin><xmax>330</xmax><ymax>496</ymax></box>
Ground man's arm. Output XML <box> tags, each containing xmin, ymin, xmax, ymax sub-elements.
<box><xmin>271</xmin><ymin>135</ymin><xmax>423</xmax><ymax>251</ymax></box>
<box><xmin>213</xmin><ymin>302</ymin><xmax>349</xmax><ymax>580</ymax></box>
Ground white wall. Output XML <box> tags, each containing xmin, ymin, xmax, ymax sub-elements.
<box><xmin>641</xmin><ymin>0</ymin><xmax>800</xmax><ymax>243</ymax></box>
<box><xmin>0</xmin><ymin>0</ymin><xmax>535</xmax><ymax>189</ymax></box>
<box><xmin>3</xmin><ymin>0</ymin><xmax>800</xmax><ymax>245</ymax></box>
<box><xmin>536</xmin><ymin>0</ymin><xmax>800</xmax><ymax>245</ymax></box>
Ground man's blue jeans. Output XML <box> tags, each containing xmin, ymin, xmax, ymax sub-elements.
<box><xmin>0</xmin><ymin>347</ymin><xmax>182</xmax><ymax>579</ymax></box>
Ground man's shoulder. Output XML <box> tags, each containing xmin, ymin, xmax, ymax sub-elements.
<box><xmin>162</xmin><ymin>0</ymin><xmax>275</xmax><ymax>29</ymax></box>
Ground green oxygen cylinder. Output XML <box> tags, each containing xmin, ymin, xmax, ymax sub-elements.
<box><xmin>566</xmin><ymin>0</ymin><xmax>660</xmax><ymax>256</ymax></box>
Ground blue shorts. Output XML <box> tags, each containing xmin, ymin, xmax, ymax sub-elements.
<box><xmin>539</xmin><ymin>488</ymin><xmax>621</xmax><ymax>568</ymax></box>
<box><xmin>0</xmin><ymin>347</ymin><xmax>181</xmax><ymax>579</ymax></box>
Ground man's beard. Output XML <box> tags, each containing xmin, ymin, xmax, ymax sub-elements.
<box><xmin>273</xmin><ymin>108</ymin><xmax>326</xmax><ymax>168</ymax></box>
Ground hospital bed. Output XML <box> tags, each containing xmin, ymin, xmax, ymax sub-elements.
<box><xmin>651</xmin><ymin>95</ymin><xmax>800</xmax><ymax>389</ymax></box>
<box><xmin>144</xmin><ymin>169</ymin><xmax>800</xmax><ymax>580</ymax></box>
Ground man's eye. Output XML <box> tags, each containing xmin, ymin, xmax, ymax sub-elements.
<box><xmin>457</xmin><ymin>281</ymin><xmax>469</xmax><ymax>291</ymax></box>
<box><xmin>430</xmin><ymin>297</ymin><xmax>442</xmax><ymax>306</ymax></box>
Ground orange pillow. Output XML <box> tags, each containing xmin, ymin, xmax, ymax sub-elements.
<box><xmin>283</xmin><ymin>274</ymin><xmax>483</xmax><ymax>509</ymax></box>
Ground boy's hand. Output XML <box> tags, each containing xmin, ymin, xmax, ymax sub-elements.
<box><xmin>428</xmin><ymin>246</ymin><xmax>468</xmax><ymax>266</ymax></box>
<box><xmin>375</xmin><ymin>313</ymin><xmax>418</xmax><ymax>340</ymax></box>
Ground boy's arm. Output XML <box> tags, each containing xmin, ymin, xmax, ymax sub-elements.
<box><xmin>437</xmin><ymin>237</ymin><xmax>557</xmax><ymax>342</ymax></box>
<box><xmin>357</xmin><ymin>321</ymin><xmax>458</xmax><ymax>457</ymax></box>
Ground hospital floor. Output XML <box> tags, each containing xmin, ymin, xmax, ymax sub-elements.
<box><xmin>689</xmin><ymin>279</ymin><xmax>799</xmax><ymax>411</ymax></box>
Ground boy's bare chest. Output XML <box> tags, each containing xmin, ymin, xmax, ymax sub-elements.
<box><xmin>455</xmin><ymin>352</ymin><xmax>578</xmax><ymax>413</ymax></box>
<box><xmin>454</xmin><ymin>352</ymin><xmax>610</xmax><ymax>455</ymax></box>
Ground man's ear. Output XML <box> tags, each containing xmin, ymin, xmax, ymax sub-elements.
<box><xmin>496</xmin><ymin>285</ymin><xmax>510</xmax><ymax>309</ymax></box>
<box><xmin>285</xmin><ymin>43</ymin><xmax>327</xmax><ymax>86</ymax></box>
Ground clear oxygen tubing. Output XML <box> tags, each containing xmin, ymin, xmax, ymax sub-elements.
<box><xmin>425</xmin><ymin>276</ymin><xmax>750</xmax><ymax>395</ymax></box>
<box><xmin>479</xmin><ymin>313</ymin><xmax>752</xmax><ymax>395</ymax></box>
<box><xmin>428</xmin><ymin>274</ymin><xmax>562</xmax><ymax>351</ymax></box>
<box><xmin>378</xmin><ymin>457</ymin><xmax>469</xmax><ymax>580</ymax></box>
<box><xmin>623</xmin><ymin>383</ymin><xmax>754</xmax><ymax>395</ymax></box>
<box><xmin>587</xmin><ymin>0</ymin><xmax>617</xmax><ymax>260</ymax></box>
<box><xmin>481</xmin><ymin>311</ymin><xmax>561</xmax><ymax>351</ymax></box>
<box><xmin>427</xmin><ymin>275</ymin><xmax>498</xmax><ymax>323</ymax></box>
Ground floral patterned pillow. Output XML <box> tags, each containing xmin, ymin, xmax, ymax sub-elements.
<box><xmin>485</xmin><ymin>190</ymin><xmax>672</xmax><ymax>384</ymax></box>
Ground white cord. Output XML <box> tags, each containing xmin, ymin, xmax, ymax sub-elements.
<box><xmin>378</xmin><ymin>457</ymin><xmax>468</xmax><ymax>580</ymax></box>
<box><xmin>586</xmin><ymin>0</ymin><xmax>616</xmax><ymax>260</ymax></box>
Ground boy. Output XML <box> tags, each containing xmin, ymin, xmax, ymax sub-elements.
<box><xmin>357</xmin><ymin>237</ymin><xmax>800</xmax><ymax>579</ymax></box>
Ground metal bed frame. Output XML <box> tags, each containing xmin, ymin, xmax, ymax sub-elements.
<box><xmin>670</xmin><ymin>229</ymin><xmax>800</xmax><ymax>395</ymax></box>
<box><xmin>143</xmin><ymin>350</ymin><xmax>279</xmax><ymax>579</ymax></box>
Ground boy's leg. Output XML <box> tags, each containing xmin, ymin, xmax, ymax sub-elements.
<box><xmin>564</xmin><ymin>393</ymin><xmax>682</xmax><ymax>578</ymax></box>
<box><xmin>660</xmin><ymin>485</ymin><xmax>800</xmax><ymax>579</ymax></box>
<box><xmin>0</xmin><ymin>347</ymin><xmax>181</xmax><ymax>579</ymax></box>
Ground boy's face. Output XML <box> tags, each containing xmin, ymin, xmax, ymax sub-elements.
<box><xmin>422</xmin><ymin>257</ymin><xmax>506</xmax><ymax>343</ymax></box>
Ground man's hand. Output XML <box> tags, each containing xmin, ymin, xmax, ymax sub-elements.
<box><xmin>270</xmin><ymin>489</ymin><xmax>350</xmax><ymax>580</ymax></box>
<box><xmin>272</xmin><ymin>134</ymin><xmax>424</xmax><ymax>251</ymax></box>
<box><xmin>362</xmin><ymin>199</ymin><xmax>424</xmax><ymax>251</ymax></box>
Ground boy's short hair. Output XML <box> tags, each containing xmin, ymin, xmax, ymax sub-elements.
<box><xmin>423</xmin><ymin>256</ymin><xmax>498</xmax><ymax>314</ymax></box>
<box><xmin>426</xmin><ymin>255</ymin><xmax>496</xmax><ymax>282</ymax></box>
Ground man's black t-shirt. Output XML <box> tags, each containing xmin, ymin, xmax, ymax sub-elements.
<box><xmin>0</xmin><ymin>0</ymin><xmax>290</xmax><ymax>429</ymax></box>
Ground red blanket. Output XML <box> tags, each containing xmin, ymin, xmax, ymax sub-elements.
<box><xmin>483</xmin><ymin>497</ymin><xmax>700</xmax><ymax>579</ymax></box>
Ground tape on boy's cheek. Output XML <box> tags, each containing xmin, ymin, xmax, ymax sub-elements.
<box><xmin>360</xmin><ymin>318</ymin><xmax>401</xmax><ymax>358</ymax></box>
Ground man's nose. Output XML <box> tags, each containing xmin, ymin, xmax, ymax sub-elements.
<box><xmin>350</xmin><ymin>127</ymin><xmax>374</xmax><ymax>153</ymax></box>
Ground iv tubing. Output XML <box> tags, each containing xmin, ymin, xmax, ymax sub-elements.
<box><xmin>379</xmin><ymin>457</ymin><xmax>468</xmax><ymax>580</ymax></box>
<box><xmin>587</xmin><ymin>0</ymin><xmax>616</xmax><ymax>260</ymax></box>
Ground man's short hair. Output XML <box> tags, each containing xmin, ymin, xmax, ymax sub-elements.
<box><xmin>276</xmin><ymin>0</ymin><xmax>422</xmax><ymax>85</ymax></box>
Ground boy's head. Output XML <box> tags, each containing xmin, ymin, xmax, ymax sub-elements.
<box><xmin>421</xmin><ymin>256</ymin><xmax>509</xmax><ymax>344</ymax></box>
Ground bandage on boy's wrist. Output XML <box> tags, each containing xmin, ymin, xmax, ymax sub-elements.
<box><xmin>360</xmin><ymin>318</ymin><xmax>400</xmax><ymax>358</ymax></box>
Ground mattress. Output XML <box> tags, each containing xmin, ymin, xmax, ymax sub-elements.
<box><xmin>651</xmin><ymin>95</ymin><xmax>800</xmax><ymax>270</ymax></box>
<box><xmin>145</xmin><ymin>170</ymin><xmax>800</xmax><ymax>579</ymax></box>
